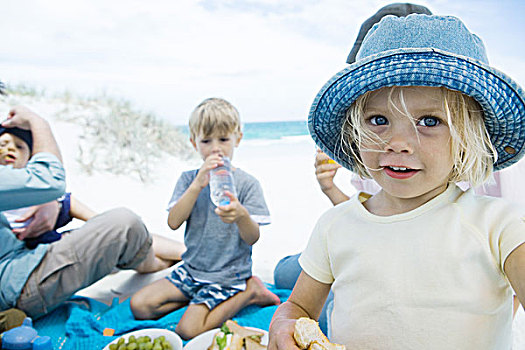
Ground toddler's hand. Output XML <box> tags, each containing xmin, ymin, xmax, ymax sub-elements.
<box><xmin>268</xmin><ymin>318</ymin><xmax>301</xmax><ymax>350</ymax></box>
<box><xmin>193</xmin><ymin>154</ymin><xmax>223</xmax><ymax>189</ymax></box>
<box><xmin>214</xmin><ymin>191</ymin><xmax>246</xmax><ymax>224</ymax></box>
<box><xmin>315</xmin><ymin>149</ymin><xmax>341</xmax><ymax>192</ymax></box>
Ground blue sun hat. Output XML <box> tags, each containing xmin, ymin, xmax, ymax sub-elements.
<box><xmin>308</xmin><ymin>14</ymin><xmax>525</xmax><ymax>172</ymax></box>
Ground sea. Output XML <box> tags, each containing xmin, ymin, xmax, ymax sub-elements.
<box><xmin>177</xmin><ymin>120</ymin><xmax>309</xmax><ymax>141</ymax></box>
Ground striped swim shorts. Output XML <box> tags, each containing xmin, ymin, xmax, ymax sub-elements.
<box><xmin>166</xmin><ymin>264</ymin><xmax>245</xmax><ymax>309</ymax></box>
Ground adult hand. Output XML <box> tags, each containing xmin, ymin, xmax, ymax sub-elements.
<box><xmin>12</xmin><ymin>201</ymin><xmax>60</xmax><ymax>240</ymax></box>
<box><xmin>1</xmin><ymin>106</ymin><xmax>42</xmax><ymax>130</ymax></box>
<box><xmin>315</xmin><ymin>149</ymin><xmax>341</xmax><ymax>192</ymax></box>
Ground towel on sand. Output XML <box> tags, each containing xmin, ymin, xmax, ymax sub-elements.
<box><xmin>34</xmin><ymin>285</ymin><xmax>291</xmax><ymax>349</ymax></box>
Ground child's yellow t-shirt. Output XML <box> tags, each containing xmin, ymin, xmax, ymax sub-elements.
<box><xmin>300</xmin><ymin>184</ymin><xmax>525</xmax><ymax>349</ymax></box>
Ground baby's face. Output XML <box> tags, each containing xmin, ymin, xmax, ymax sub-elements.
<box><xmin>0</xmin><ymin>133</ymin><xmax>31</xmax><ymax>168</ymax></box>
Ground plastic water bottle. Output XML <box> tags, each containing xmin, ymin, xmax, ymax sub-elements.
<box><xmin>209</xmin><ymin>156</ymin><xmax>236</xmax><ymax>206</ymax></box>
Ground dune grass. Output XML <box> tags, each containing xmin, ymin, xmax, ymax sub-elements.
<box><xmin>1</xmin><ymin>84</ymin><xmax>195</xmax><ymax>182</ymax></box>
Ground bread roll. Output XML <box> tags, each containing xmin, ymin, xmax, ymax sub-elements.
<box><xmin>293</xmin><ymin>317</ymin><xmax>345</xmax><ymax>350</ymax></box>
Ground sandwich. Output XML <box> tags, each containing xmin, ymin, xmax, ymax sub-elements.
<box><xmin>293</xmin><ymin>317</ymin><xmax>346</xmax><ymax>350</ymax></box>
<box><xmin>208</xmin><ymin>320</ymin><xmax>266</xmax><ymax>350</ymax></box>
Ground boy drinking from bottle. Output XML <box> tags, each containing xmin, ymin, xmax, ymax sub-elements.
<box><xmin>131</xmin><ymin>97</ymin><xmax>280</xmax><ymax>339</ymax></box>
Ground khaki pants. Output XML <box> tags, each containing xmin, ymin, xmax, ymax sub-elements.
<box><xmin>16</xmin><ymin>207</ymin><xmax>152</xmax><ymax>319</ymax></box>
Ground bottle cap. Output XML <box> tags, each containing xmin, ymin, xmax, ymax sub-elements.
<box><xmin>1</xmin><ymin>318</ymin><xmax>37</xmax><ymax>350</ymax></box>
<box><xmin>32</xmin><ymin>336</ymin><xmax>53</xmax><ymax>350</ymax></box>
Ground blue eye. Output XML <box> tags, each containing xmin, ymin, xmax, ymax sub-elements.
<box><xmin>417</xmin><ymin>116</ymin><xmax>440</xmax><ymax>127</ymax></box>
<box><xmin>369</xmin><ymin>115</ymin><xmax>388</xmax><ymax>126</ymax></box>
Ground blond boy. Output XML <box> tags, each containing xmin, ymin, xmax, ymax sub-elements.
<box><xmin>131</xmin><ymin>98</ymin><xmax>280</xmax><ymax>339</ymax></box>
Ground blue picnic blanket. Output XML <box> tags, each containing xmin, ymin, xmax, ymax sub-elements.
<box><xmin>34</xmin><ymin>285</ymin><xmax>291</xmax><ymax>349</ymax></box>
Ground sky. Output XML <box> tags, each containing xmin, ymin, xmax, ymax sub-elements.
<box><xmin>1</xmin><ymin>0</ymin><xmax>524</xmax><ymax>125</ymax></box>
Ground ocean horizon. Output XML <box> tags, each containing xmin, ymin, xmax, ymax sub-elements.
<box><xmin>177</xmin><ymin>120</ymin><xmax>309</xmax><ymax>140</ymax></box>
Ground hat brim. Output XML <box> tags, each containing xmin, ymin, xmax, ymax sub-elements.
<box><xmin>309</xmin><ymin>48</ymin><xmax>525</xmax><ymax>172</ymax></box>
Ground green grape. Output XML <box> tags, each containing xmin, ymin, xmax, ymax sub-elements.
<box><xmin>110</xmin><ymin>332</ymin><xmax>173</xmax><ymax>350</ymax></box>
<box><xmin>137</xmin><ymin>336</ymin><xmax>147</xmax><ymax>344</ymax></box>
<box><xmin>161</xmin><ymin>341</ymin><xmax>173</xmax><ymax>350</ymax></box>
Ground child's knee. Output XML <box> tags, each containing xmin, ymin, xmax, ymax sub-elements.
<box><xmin>130</xmin><ymin>292</ymin><xmax>153</xmax><ymax>320</ymax></box>
<box><xmin>175</xmin><ymin>319</ymin><xmax>202</xmax><ymax>340</ymax></box>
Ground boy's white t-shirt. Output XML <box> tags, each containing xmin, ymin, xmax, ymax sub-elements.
<box><xmin>299</xmin><ymin>184</ymin><xmax>525</xmax><ymax>350</ymax></box>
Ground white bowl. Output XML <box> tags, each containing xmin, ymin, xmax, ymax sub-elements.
<box><xmin>184</xmin><ymin>327</ymin><xmax>268</xmax><ymax>350</ymax></box>
<box><xmin>103</xmin><ymin>328</ymin><xmax>183</xmax><ymax>350</ymax></box>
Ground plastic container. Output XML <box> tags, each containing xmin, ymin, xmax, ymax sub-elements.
<box><xmin>209</xmin><ymin>157</ymin><xmax>236</xmax><ymax>206</ymax></box>
<box><xmin>1</xmin><ymin>318</ymin><xmax>52</xmax><ymax>350</ymax></box>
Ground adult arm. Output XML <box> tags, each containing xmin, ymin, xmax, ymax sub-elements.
<box><xmin>268</xmin><ymin>271</ymin><xmax>331</xmax><ymax>350</ymax></box>
<box><xmin>0</xmin><ymin>107</ymin><xmax>65</xmax><ymax>211</ymax></box>
<box><xmin>13</xmin><ymin>195</ymin><xmax>95</xmax><ymax>240</ymax></box>
<box><xmin>2</xmin><ymin>106</ymin><xmax>62</xmax><ymax>162</ymax></box>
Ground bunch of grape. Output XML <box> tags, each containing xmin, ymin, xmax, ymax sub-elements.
<box><xmin>108</xmin><ymin>335</ymin><xmax>173</xmax><ymax>350</ymax></box>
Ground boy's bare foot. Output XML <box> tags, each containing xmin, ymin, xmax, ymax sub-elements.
<box><xmin>246</xmin><ymin>276</ymin><xmax>281</xmax><ymax>306</ymax></box>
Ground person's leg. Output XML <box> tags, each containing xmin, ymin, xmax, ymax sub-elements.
<box><xmin>16</xmin><ymin>207</ymin><xmax>152</xmax><ymax>319</ymax></box>
<box><xmin>130</xmin><ymin>278</ymin><xmax>189</xmax><ymax>319</ymax></box>
<box><xmin>176</xmin><ymin>276</ymin><xmax>281</xmax><ymax>339</ymax></box>
<box><xmin>134</xmin><ymin>244</ymin><xmax>172</xmax><ymax>273</ymax></box>
<box><xmin>151</xmin><ymin>233</ymin><xmax>186</xmax><ymax>263</ymax></box>
<box><xmin>273</xmin><ymin>253</ymin><xmax>302</xmax><ymax>290</ymax></box>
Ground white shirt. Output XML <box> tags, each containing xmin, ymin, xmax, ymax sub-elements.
<box><xmin>300</xmin><ymin>184</ymin><xmax>525</xmax><ymax>349</ymax></box>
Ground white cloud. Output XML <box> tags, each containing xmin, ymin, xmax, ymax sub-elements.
<box><xmin>1</xmin><ymin>0</ymin><xmax>524</xmax><ymax>124</ymax></box>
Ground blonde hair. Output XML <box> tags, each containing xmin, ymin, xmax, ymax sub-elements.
<box><xmin>342</xmin><ymin>86</ymin><xmax>496</xmax><ymax>186</ymax></box>
<box><xmin>189</xmin><ymin>98</ymin><xmax>242</xmax><ymax>140</ymax></box>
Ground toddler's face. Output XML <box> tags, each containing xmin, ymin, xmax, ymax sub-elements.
<box><xmin>0</xmin><ymin>133</ymin><xmax>31</xmax><ymax>168</ymax></box>
<box><xmin>359</xmin><ymin>86</ymin><xmax>454</xmax><ymax>204</ymax></box>
<box><xmin>191</xmin><ymin>131</ymin><xmax>242</xmax><ymax>161</ymax></box>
